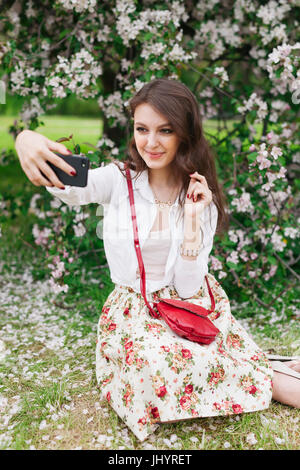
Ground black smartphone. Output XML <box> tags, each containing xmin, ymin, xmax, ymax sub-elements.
<box><xmin>42</xmin><ymin>152</ymin><xmax>90</xmax><ymax>187</ymax></box>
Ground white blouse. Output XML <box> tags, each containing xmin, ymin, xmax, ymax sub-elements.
<box><xmin>136</xmin><ymin>227</ymin><xmax>172</xmax><ymax>281</ymax></box>
<box><xmin>46</xmin><ymin>160</ymin><xmax>218</xmax><ymax>299</ymax></box>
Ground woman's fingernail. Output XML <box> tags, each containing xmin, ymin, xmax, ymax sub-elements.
<box><xmin>187</xmin><ymin>194</ymin><xmax>189</xmax><ymax>198</ymax></box>
<box><xmin>61</xmin><ymin>186</ymin><xmax>65</xmax><ymax>190</ymax></box>
<box><xmin>70</xmin><ymin>171</ymin><xmax>76</xmax><ymax>176</ymax></box>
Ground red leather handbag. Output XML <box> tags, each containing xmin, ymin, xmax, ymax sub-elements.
<box><xmin>125</xmin><ymin>166</ymin><xmax>220</xmax><ymax>345</ymax></box>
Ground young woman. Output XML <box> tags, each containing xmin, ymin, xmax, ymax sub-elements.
<box><xmin>15</xmin><ymin>79</ymin><xmax>300</xmax><ymax>441</ymax></box>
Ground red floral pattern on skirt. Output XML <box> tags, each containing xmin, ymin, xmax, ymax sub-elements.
<box><xmin>95</xmin><ymin>273</ymin><xmax>273</xmax><ymax>441</ymax></box>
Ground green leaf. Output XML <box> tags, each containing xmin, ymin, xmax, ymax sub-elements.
<box><xmin>247</xmin><ymin>152</ymin><xmax>257</xmax><ymax>162</ymax></box>
<box><xmin>186</xmin><ymin>40</ymin><xmax>195</xmax><ymax>48</ymax></box>
<box><xmin>248</xmin><ymin>110</ymin><xmax>257</xmax><ymax>121</ymax></box>
<box><xmin>237</xmin><ymin>173</ymin><xmax>249</xmax><ymax>185</ymax></box>
<box><xmin>145</xmin><ymin>70</ymin><xmax>153</xmax><ymax>81</ymax></box>
<box><xmin>155</xmin><ymin>70</ymin><xmax>165</xmax><ymax>78</ymax></box>
<box><xmin>275</xmin><ymin>65</ymin><xmax>284</xmax><ymax>78</ymax></box>
<box><xmin>226</xmin><ymin>261</ymin><xmax>239</xmax><ymax>269</ymax></box>
<box><xmin>169</xmin><ymin>21</ymin><xmax>176</xmax><ymax>33</ymax></box>
<box><xmin>123</xmin><ymin>90</ymin><xmax>133</xmax><ymax>100</ymax></box>
<box><xmin>58</xmin><ymin>29</ymin><xmax>70</xmax><ymax>40</ymax></box>
<box><xmin>277</xmin><ymin>155</ymin><xmax>286</xmax><ymax>166</ymax></box>
<box><xmin>143</xmin><ymin>32</ymin><xmax>154</xmax><ymax>40</ymax></box>
<box><xmin>267</xmin><ymin>255</ymin><xmax>277</xmax><ymax>265</ymax></box>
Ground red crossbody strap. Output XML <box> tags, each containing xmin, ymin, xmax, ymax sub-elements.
<box><xmin>125</xmin><ymin>166</ymin><xmax>215</xmax><ymax>316</ymax></box>
<box><xmin>125</xmin><ymin>167</ymin><xmax>159</xmax><ymax>317</ymax></box>
<box><xmin>205</xmin><ymin>275</ymin><xmax>215</xmax><ymax>313</ymax></box>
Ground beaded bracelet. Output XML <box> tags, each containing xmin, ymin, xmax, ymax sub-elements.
<box><xmin>180</xmin><ymin>243</ymin><xmax>202</xmax><ymax>257</ymax></box>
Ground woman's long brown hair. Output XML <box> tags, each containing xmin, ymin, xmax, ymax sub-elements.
<box><xmin>110</xmin><ymin>78</ymin><xmax>229</xmax><ymax>237</ymax></box>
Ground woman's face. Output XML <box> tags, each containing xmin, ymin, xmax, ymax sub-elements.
<box><xmin>133</xmin><ymin>103</ymin><xmax>180</xmax><ymax>170</ymax></box>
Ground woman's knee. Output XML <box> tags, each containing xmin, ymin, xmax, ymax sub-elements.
<box><xmin>272</xmin><ymin>371</ymin><xmax>300</xmax><ymax>408</ymax></box>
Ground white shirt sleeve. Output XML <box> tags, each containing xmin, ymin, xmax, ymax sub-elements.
<box><xmin>45</xmin><ymin>163</ymin><xmax>117</xmax><ymax>206</ymax></box>
<box><xmin>173</xmin><ymin>202</ymin><xmax>218</xmax><ymax>299</ymax></box>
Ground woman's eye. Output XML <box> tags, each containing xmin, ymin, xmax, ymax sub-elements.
<box><xmin>136</xmin><ymin>127</ymin><xmax>173</xmax><ymax>134</ymax></box>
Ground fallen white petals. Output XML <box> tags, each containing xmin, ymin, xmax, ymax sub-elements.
<box><xmin>39</xmin><ymin>420</ymin><xmax>47</xmax><ymax>430</ymax></box>
<box><xmin>246</xmin><ymin>433</ymin><xmax>258</xmax><ymax>446</ymax></box>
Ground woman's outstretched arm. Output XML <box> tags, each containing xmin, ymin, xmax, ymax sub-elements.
<box><xmin>15</xmin><ymin>129</ymin><xmax>117</xmax><ymax>207</ymax></box>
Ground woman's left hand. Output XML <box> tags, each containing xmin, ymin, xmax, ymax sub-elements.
<box><xmin>184</xmin><ymin>172</ymin><xmax>213</xmax><ymax>218</ymax></box>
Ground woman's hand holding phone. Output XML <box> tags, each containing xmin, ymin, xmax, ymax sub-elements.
<box><xmin>15</xmin><ymin>130</ymin><xmax>76</xmax><ymax>189</ymax></box>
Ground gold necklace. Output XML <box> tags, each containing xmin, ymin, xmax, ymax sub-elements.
<box><xmin>151</xmin><ymin>185</ymin><xmax>178</xmax><ymax>209</ymax></box>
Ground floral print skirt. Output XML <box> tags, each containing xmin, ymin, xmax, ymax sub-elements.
<box><xmin>95</xmin><ymin>273</ymin><xmax>273</xmax><ymax>442</ymax></box>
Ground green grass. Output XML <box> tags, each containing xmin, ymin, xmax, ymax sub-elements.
<box><xmin>0</xmin><ymin>115</ymin><xmax>104</xmax><ymax>153</ymax></box>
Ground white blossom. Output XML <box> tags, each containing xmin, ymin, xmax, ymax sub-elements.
<box><xmin>284</xmin><ymin>227</ymin><xmax>298</xmax><ymax>239</ymax></box>
<box><xmin>226</xmin><ymin>251</ymin><xmax>239</xmax><ymax>264</ymax></box>
<box><xmin>237</xmin><ymin>92</ymin><xmax>268</xmax><ymax>123</ymax></box>
<box><xmin>55</xmin><ymin>0</ymin><xmax>97</xmax><ymax>13</ymax></box>
<box><xmin>20</xmin><ymin>97</ymin><xmax>45</xmax><ymax>124</ymax></box>
<box><xmin>98</xmin><ymin>91</ymin><xmax>127</xmax><ymax>127</ymax></box>
<box><xmin>231</xmin><ymin>190</ymin><xmax>255</xmax><ymax>214</ymax></box>
<box><xmin>73</xmin><ymin>222</ymin><xmax>86</xmax><ymax>237</ymax></box>
<box><xmin>210</xmin><ymin>256</ymin><xmax>223</xmax><ymax>271</ymax></box>
<box><xmin>270</xmin><ymin>146</ymin><xmax>283</xmax><ymax>159</ymax></box>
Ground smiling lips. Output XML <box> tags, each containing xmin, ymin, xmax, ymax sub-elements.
<box><xmin>147</xmin><ymin>151</ymin><xmax>164</xmax><ymax>158</ymax></box>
